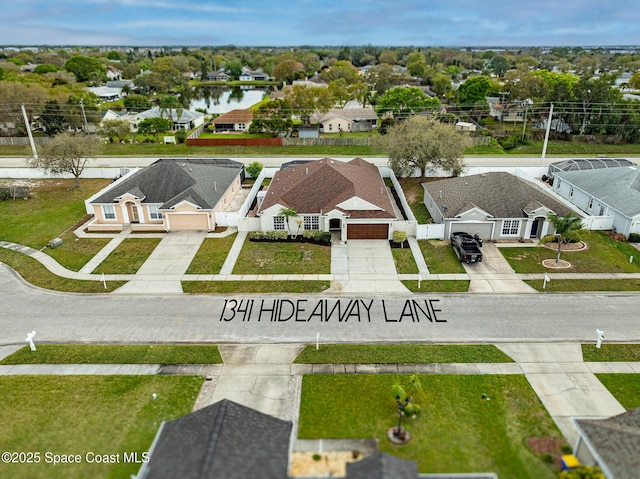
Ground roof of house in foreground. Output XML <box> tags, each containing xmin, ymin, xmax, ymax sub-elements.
<box><xmin>423</xmin><ymin>172</ymin><xmax>573</xmax><ymax>219</ymax></box>
<box><xmin>91</xmin><ymin>158</ymin><xmax>243</xmax><ymax>210</ymax></box>
<box><xmin>139</xmin><ymin>399</ymin><xmax>292</xmax><ymax>479</ymax></box>
<box><xmin>575</xmin><ymin>407</ymin><xmax>640</xmax><ymax>479</ymax></box>
<box><xmin>258</xmin><ymin>157</ymin><xmax>396</xmax><ymax>219</ymax></box>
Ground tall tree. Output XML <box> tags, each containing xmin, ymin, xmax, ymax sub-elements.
<box><xmin>546</xmin><ymin>212</ymin><xmax>583</xmax><ymax>263</ymax></box>
<box><xmin>138</xmin><ymin>117</ymin><xmax>172</xmax><ymax>143</ymax></box>
<box><xmin>98</xmin><ymin>119</ymin><xmax>131</xmax><ymax>143</ymax></box>
<box><xmin>457</xmin><ymin>76</ymin><xmax>496</xmax><ymax>105</ymax></box>
<box><xmin>30</xmin><ymin>132</ymin><xmax>102</xmax><ymax>188</ymax></box>
<box><xmin>40</xmin><ymin>100</ymin><xmax>67</xmax><ymax>136</ymax></box>
<box><xmin>375</xmin><ymin>86</ymin><xmax>440</xmax><ymax>119</ymax></box>
<box><xmin>248</xmin><ymin>99</ymin><xmax>293</xmax><ymax>136</ymax></box>
<box><xmin>381</xmin><ymin>116</ymin><xmax>470</xmax><ymax>181</ymax></box>
<box><xmin>64</xmin><ymin>55</ymin><xmax>106</xmax><ymax>83</ymax></box>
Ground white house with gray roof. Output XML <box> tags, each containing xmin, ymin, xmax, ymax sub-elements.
<box><xmin>552</xmin><ymin>165</ymin><xmax>640</xmax><ymax>238</ymax></box>
<box><xmin>85</xmin><ymin>159</ymin><xmax>244</xmax><ymax>232</ymax></box>
<box><xmin>423</xmin><ymin>172</ymin><xmax>575</xmax><ymax>241</ymax></box>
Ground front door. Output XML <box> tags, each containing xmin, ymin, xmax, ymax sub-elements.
<box><xmin>329</xmin><ymin>218</ymin><xmax>341</xmax><ymax>231</ymax></box>
<box><xmin>127</xmin><ymin>203</ymin><xmax>139</xmax><ymax>223</ymax></box>
<box><xmin>530</xmin><ymin>218</ymin><xmax>540</xmax><ymax>238</ymax></box>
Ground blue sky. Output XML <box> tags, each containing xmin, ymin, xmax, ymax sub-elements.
<box><xmin>2</xmin><ymin>0</ymin><xmax>638</xmax><ymax>46</ymax></box>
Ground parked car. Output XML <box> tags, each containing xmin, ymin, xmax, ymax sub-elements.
<box><xmin>451</xmin><ymin>232</ymin><xmax>483</xmax><ymax>264</ymax></box>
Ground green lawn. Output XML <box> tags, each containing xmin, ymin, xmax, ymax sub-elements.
<box><xmin>299</xmin><ymin>374</ymin><xmax>563</xmax><ymax>478</ymax></box>
<box><xmin>596</xmin><ymin>374</ymin><xmax>640</xmax><ymax>409</ymax></box>
<box><xmin>397</xmin><ymin>177</ymin><xmax>433</xmax><ymax>224</ymax></box>
<box><xmin>582</xmin><ymin>343</ymin><xmax>640</xmax><ymax>362</ymax></box>
<box><xmin>182</xmin><ymin>280</ymin><xmax>330</xmax><ymax>294</ymax></box>
<box><xmin>294</xmin><ymin>344</ymin><xmax>513</xmax><ymax>364</ymax></box>
<box><xmin>233</xmin><ymin>238</ymin><xmax>331</xmax><ymax>274</ymax></box>
<box><xmin>0</xmin><ymin>375</ymin><xmax>202</xmax><ymax>479</ymax></box>
<box><xmin>45</xmin><ymin>231</ymin><xmax>111</xmax><ymax>272</ymax></box>
<box><xmin>0</xmin><ymin>344</ymin><xmax>222</xmax><ymax>365</ymax></box>
<box><xmin>417</xmin><ymin>240</ymin><xmax>466</xmax><ymax>274</ymax></box>
<box><xmin>185</xmin><ymin>233</ymin><xmax>237</xmax><ymax>274</ymax></box>
<box><xmin>391</xmin><ymin>248</ymin><xmax>418</xmax><ymax>274</ymax></box>
<box><xmin>0</xmin><ymin>249</ymin><xmax>125</xmax><ymax>293</ymax></box>
<box><xmin>501</xmin><ymin>231</ymin><xmax>640</xmax><ymax>273</ymax></box>
<box><xmin>94</xmin><ymin>238</ymin><xmax>161</xmax><ymax>274</ymax></box>
<box><xmin>401</xmin><ymin>279</ymin><xmax>470</xmax><ymax>292</ymax></box>
<box><xmin>525</xmin><ymin>279</ymin><xmax>640</xmax><ymax>292</ymax></box>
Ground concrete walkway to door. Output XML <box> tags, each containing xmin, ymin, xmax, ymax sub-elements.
<box><xmin>114</xmin><ymin>230</ymin><xmax>207</xmax><ymax>294</ymax></box>
<box><xmin>333</xmin><ymin>240</ymin><xmax>409</xmax><ymax>293</ymax></box>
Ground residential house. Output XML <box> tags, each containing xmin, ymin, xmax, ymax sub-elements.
<box><xmin>136</xmin><ymin>399</ymin><xmax>292</xmax><ymax>479</ymax></box>
<box><xmin>86</xmin><ymin>158</ymin><xmax>244</xmax><ymax>232</ymax></box>
<box><xmin>86</xmin><ymin>86</ymin><xmax>123</xmax><ymax>102</ymax></box>
<box><xmin>422</xmin><ymin>172</ymin><xmax>575</xmax><ymax>240</ymax></box>
<box><xmin>257</xmin><ymin>158</ymin><xmax>397</xmax><ymax>241</ymax></box>
<box><xmin>130</xmin><ymin>107</ymin><xmax>206</xmax><ymax>131</ymax></box>
<box><xmin>551</xmin><ymin>163</ymin><xmax>640</xmax><ymax>238</ymax></box>
<box><xmin>212</xmin><ymin>109</ymin><xmax>253</xmax><ymax>132</ymax></box>
<box><xmin>239</xmin><ymin>67</ymin><xmax>269</xmax><ymax>81</ymax></box>
<box><xmin>313</xmin><ymin>107</ymin><xmax>378</xmax><ymax>133</ymax></box>
<box><xmin>455</xmin><ymin>121</ymin><xmax>477</xmax><ymax>132</ymax></box>
<box><xmin>107</xmin><ymin>65</ymin><xmax>122</xmax><ymax>81</ymax></box>
<box><xmin>486</xmin><ymin>97</ymin><xmax>525</xmax><ymax>122</ymax></box>
<box><xmin>573</xmin><ymin>407</ymin><xmax>640</xmax><ymax>479</ymax></box>
<box><xmin>204</xmin><ymin>70</ymin><xmax>230</xmax><ymax>81</ymax></box>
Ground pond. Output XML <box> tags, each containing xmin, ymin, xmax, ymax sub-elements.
<box><xmin>186</xmin><ymin>86</ymin><xmax>267</xmax><ymax>114</ymax></box>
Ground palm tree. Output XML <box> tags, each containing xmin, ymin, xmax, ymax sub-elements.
<box><xmin>546</xmin><ymin>212</ymin><xmax>583</xmax><ymax>263</ymax></box>
<box><xmin>278</xmin><ymin>207</ymin><xmax>298</xmax><ymax>237</ymax></box>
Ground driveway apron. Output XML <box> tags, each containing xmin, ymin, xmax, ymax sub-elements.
<box><xmin>114</xmin><ymin>230</ymin><xmax>207</xmax><ymax>294</ymax></box>
<box><xmin>339</xmin><ymin>240</ymin><xmax>409</xmax><ymax>293</ymax></box>
<box><xmin>464</xmin><ymin>242</ymin><xmax>536</xmax><ymax>293</ymax></box>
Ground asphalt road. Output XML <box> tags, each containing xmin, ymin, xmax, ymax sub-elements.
<box><xmin>2</xmin><ymin>265</ymin><xmax>639</xmax><ymax>346</ymax></box>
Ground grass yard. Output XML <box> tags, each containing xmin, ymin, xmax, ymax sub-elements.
<box><xmin>596</xmin><ymin>374</ymin><xmax>640</xmax><ymax>409</ymax></box>
<box><xmin>185</xmin><ymin>233</ymin><xmax>237</xmax><ymax>274</ymax></box>
<box><xmin>417</xmin><ymin>240</ymin><xmax>466</xmax><ymax>274</ymax></box>
<box><xmin>401</xmin><ymin>279</ymin><xmax>470</xmax><ymax>292</ymax></box>
<box><xmin>298</xmin><ymin>374</ymin><xmax>563</xmax><ymax>478</ymax></box>
<box><xmin>500</xmin><ymin>231</ymin><xmax>640</xmax><ymax>273</ymax></box>
<box><xmin>397</xmin><ymin>177</ymin><xmax>433</xmax><ymax>224</ymax></box>
<box><xmin>0</xmin><ymin>344</ymin><xmax>222</xmax><ymax>365</ymax></box>
<box><xmin>294</xmin><ymin>344</ymin><xmax>513</xmax><ymax>364</ymax></box>
<box><xmin>0</xmin><ymin>375</ymin><xmax>203</xmax><ymax>479</ymax></box>
<box><xmin>94</xmin><ymin>238</ymin><xmax>161</xmax><ymax>274</ymax></box>
<box><xmin>233</xmin><ymin>238</ymin><xmax>331</xmax><ymax>274</ymax></box>
<box><xmin>582</xmin><ymin>343</ymin><xmax>640</xmax><ymax>362</ymax></box>
<box><xmin>45</xmin><ymin>230</ymin><xmax>111</xmax><ymax>272</ymax></box>
<box><xmin>0</xmin><ymin>249</ymin><xmax>125</xmax><ymax>293</ymax></box>
<box><xmin>525</xmin><ymin>278</ymin><xmax>640</xmax><ymax>292</ymax></box>
<box><xmin>391</xmin><ymin>248</ymin><xmax>418</xmax><ymax>274</ymax></box>
<box><xmin>182</xmin><ymin>280</ymin><xmax>330</xmax><ymax>294</ymax></box>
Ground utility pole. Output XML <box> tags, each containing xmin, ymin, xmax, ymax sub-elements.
<box><xmin>541</xmin><ymin>103</ymin><xmax>554</xmax><ymax>166</ymax></box>
<box><xmin>79</xmin><ymin>99</ymin><xmax>89</xmax><ymax>134</ymax></box>
<box><xmin>21</xmin><ymin>104</ymin><xmax>38</xmax><ymax>160</ymax></box>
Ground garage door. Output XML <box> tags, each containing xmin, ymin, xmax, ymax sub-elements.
<box><xmin>167</xmin><ymin>213</ymin><xmax>209</xmax><ymax>231</ymax></box>
<box><xmin>347</xmin><ymin>223</ymin><xmax>389</xmax><ymax>239</ymax></box>
<box><xmin>449</xmin><ymin>222</ymin><xmax>493</xmax><ymax>240</ymax></box>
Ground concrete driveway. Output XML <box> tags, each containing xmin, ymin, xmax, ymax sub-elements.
<box><xmin>332</xmin><ymin>240</ymin><xmax>409</xmax><ymax>293</ymax></box>
<box><xmin>463</xmin><ymin>242</ymin><xmax>536</xmax><ymax>293</ymax></box>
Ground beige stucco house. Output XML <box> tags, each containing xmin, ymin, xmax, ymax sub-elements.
<box><xmin>86</xmin><ymin>159</ymin><xmax>244</xmax><ymax>232</ymax></box>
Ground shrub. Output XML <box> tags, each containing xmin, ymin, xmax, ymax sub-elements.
<box><xmin>303</xmin><ymin>230</ymin><xmax>315</xmax><ymax>239</ymax></box>
<box><xmin>321</xmin><ymin>232</ymin><xmax>331</xmax><ymax>243</ymax></box>
<box><xmin>312</xmin><ymin>453</ymin><xmax>322</xmax><ymax>461</ymax></box>
<box><xmin>498</xmin><ymin>132</ymin><xmax>528</xmax><ymax>150</ymax></box>
<box><xmin>246</xmin><ymin>161</ymin><xmax>264</xmax><ymax>179</ymax></box>
<box><xmin>392</xmin><ymin>231</ymin><xmax>407</xmax><ymax>244</ymax></box>
<box><xmin>628</xmin><ymin>233</ymin><xmax>640</xmax><ymax>243</ymax></box>
<box><xmin>175</xmin><ymin>129</ymin><xmax>187</xmax><ymax>144</ymax></box>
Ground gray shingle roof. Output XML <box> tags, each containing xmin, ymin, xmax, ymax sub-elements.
<box><xmin>140</xmin><ymin>399</ymin><xmax>292</xmax><ymax>479</ymax></box>
<box><xmin>91</xmin><ymin>158</ymin><xmax>243</xmax><ymax>210</ymax></box>
<box><xmin>575</xmin><ymin>407</ymin><xmax>640</xmax><ymax>479</ymax></box>
<box><xmin>554</xmin><ymin>166</ymin><xmax>640</xmax><ymax>218</ymax></box>
<box><xmin>346</xmin><ymin>453</ymin><xmax>418</xmax><ymax>479</ymax></box>
<box><xmin>423</xmin><ymin>172</ymin><xmax>572</xmax><ymax>219</ymax></box>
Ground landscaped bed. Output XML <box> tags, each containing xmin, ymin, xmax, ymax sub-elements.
<box><xmin>0</xmin><ymin>375</ymin><xmax>203</xmax><ymax>479</ymax></box>
<box><xmin>298</xmin><ymin>374</ymin><xmax>564</xmax><ymax>478</ymax></box>
<box><xmin>0</xmin><ymin>344</ymin><xmax>222</xmax><ymax>365</ymax></box>
<box><xmin>294</xmin><ymin>344</ymin><xmax>513</xmax><ymax>364</ymax></box>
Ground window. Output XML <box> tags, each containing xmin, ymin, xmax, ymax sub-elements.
<box><xmin>569</xmin><ymin>186</ymin><xmax>574</xmax><ymax>198</ymax></box>
<box><xmin>103</xmin><ymin>204</ymin><xmax>116</xmax><ymax>220</ymax></box>
<box><xmin>501</xmin><ymin>219</ymin><xmax>520</xmax><ymax>236</ymax></box>
<box><xmin>273</xmin><ymin>216</ymin><xmax>285</xmax><ymax>230</ymax></box>
<box><xmin>588</xmin><ymin>198</ymin><xmax>594</xmax><ymax>209</ymax></box>
<box><xmin>304</xmin><ymin>215</ymin><xmax>319</xmax><ymax>230</ymax></box>
<box><xmin>148</xmin><ymin>204</ymin><xmax>162</xmax><ymax>220</ymax></box>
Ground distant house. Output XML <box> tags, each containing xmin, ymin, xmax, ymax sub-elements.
<box><xmin>204</xmin><ymin>70</ymin><xmax>230</xmax><ymax>81</ymax></box>
<box><xmin>573</xmin><ymin>407</ymin><xmax>640</xmax><ymax>479</ymax></box>
<box><xmin>455</xmin><ymin>121</ymin><xmax>477</xmax><ymax>132</ymax></box>
<box><xmin>86</xmin><ymin>158</ymin><xmax>244</xmax><ymax>232</ymax></box>
<box><xmin>551</xmin><ymin>163</ymin><xmax>640</xmax><ymax>238</ymax></box>
<box><xmin>485</xmin><ymin>97</ymin><xmax>525</xmax><ymax>122</ymax></box>
<box><xmin>257</xmin><ymin>158</ymin><xmax>397</xmax><ymax>241</ymax></box>
<box><xmin>130</xmin><ymin>107</ymin><xmax>206</xmax><ymax>131</ymax></box>
<box><xmin>107</xmin><ymin>65</ymin><xmax>122</xmax><ymax>81</ymax></box>
<box><xmin>239</xmin><ymin>67</ymin><xmax>269</xmax><ymax>81</ymax></box>
<box><xmin>313</xmin><ymin>107</ymin><xmax>378</xmax><ymax>133</ymax></box>
<box><xmin>86</xmin><ymin>86</ymin><xmax>123</xmax><ymax>102</ymax></box>
<box><xmin>212</xmin><ymin>109</ymin><xmax>253</xmax><ymax>132</ymax></box>
<box><xmin>423</xmin><ymin>172</ymin><xmax>575</xmax><ymax>240</ymax></box>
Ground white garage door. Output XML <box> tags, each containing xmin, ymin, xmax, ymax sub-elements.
<box><xmin>166</xmin><ymin>213</ymin><xmax>210</xmax><ymax>231</ymax></box>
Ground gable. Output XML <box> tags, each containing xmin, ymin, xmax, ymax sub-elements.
<box><xmin>337</xmin><ymin>196</ymin><xmax>383</xmax><ymax>211</ymax></box>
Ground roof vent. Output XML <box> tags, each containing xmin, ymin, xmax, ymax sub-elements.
<box><xmin>306</xmin><ymin>168</ymin><xmax>309</xmax><ymax>175</ymax></box>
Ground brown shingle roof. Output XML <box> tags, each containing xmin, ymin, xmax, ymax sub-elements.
<box><xmin>259</xmin><ymin>158</ymin><xmax>395</xmax><ymax>218</ymax></box>
<box><xmin>212</xmin><ymin>109</ymin><xmax>253</xmax><ymax>124</ymax></box>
